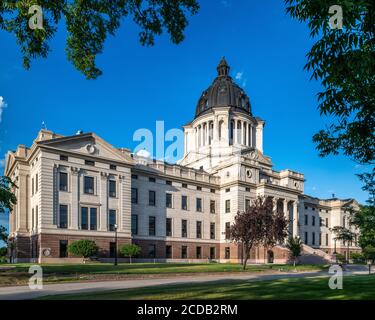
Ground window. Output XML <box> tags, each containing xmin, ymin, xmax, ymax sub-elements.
<box><xmin>32</xmin><ymin>208</ymin><xmax>34</xmax><ymax>230</ymax></box>
<box><xmin>304</xmin><ymin>214</ymin><xmax>308</xmax><ymax>225</ymax></box>
<box><xmin>343</xmin><ymin>216</ymin><xmax>346</xmax><ymax>228</ymax></box>
<box><xmin>149</xmin><ymin>177</ymin><xmax>156</xmax><ymax>183</ymax></box>
<box><xmin>81</xmin><ymin>207</ymin><xmax>88</xmax><ymax>230</ymax></box>
<box><xmin>225</xmin><ymin>200</ymin><xmax>231</xmax><ymax>213</ymax></box>
<box><xmin>196</xmin><ymin>246</ymin><xmax>202</xmax><ymax>259</ymax></box>
<box><xmin>59</xmin><ymin>240</ymin><xmax>68</xmax><ymax>258</ymax></box>
<box><xmin>181</xmin><ymin>196</ymin><xmax>188</xmax><ymax>210</ymax></box>
<box><xmin>109</xmin><ymin>180</ymin><xmax>116</xmax><ymax>198</ymax></box>
<box><xmin>166</xmin><ymin>193</ymin><xmax>172</xmax><ymax>208</ymax></box>
<box><xmin>245</xmin><ymin>187</ymin><xmax>251</xmax><ymax>192</ymax></box>
<box><xmin>90</xmin><ymin>208</ymin><xmax>97</xmax><ymax>230</ymax></box>
<box><xmin>110</xmin><ymin>164</ymin><xmax>117</xmax><ymax>170</ymax></box>
<box><xmin>245</xmin><ymin>199</ymin><xmax>251</xmax><ymax>211</ymax></box>
<box><xmin>59</xmin><ymin>172</ymin><xmax>68</xmax><ymax>191</ymax></box>
<box><xmin>304</xmin><ymin>232</ymin><xmax>308</xmax><ymax>244</ymax></box>
<box><xmin>166</xmin><ymin>218</ymin><xmax>172</xmax><ymax>237</ymax></box>
<box><xmin>60</xmin><ymin>155</ymin><xmax>68</xmax><ymax>161</ymax></box>
<box><xmin>35</xmin><ymin>174</ymin><xmax>38</xmax><ymax>192</ymax></box>
<box><xmin>312</xmin><ymin>207</ymin><xmax>315</xmax><ymax>211</ymax></box>
<box><xmin>108</xmin><ymin>210</ymin><xmax>116</xmax><ymax>231</ymax></box>
<box><xmin>312</xmin><ymin>216</ymin><xmax>316</xmax><ymax>226</ymax></box>
<box><xmin>182</xmin><ymin>183</ymin><xmax>188</xmax><ymax>188</ymax></box>
<box><xmin>312</xmin><ymin>232</ymin><xmax>315</xmax><ymax>245</ymax></box>
<box><xmin>197</xmin><ymin>186</ymin><xmax>202</xmax><ymax>191</ymax></box>
<box><xmin>35</xmin><ymin>206</ymin><xmax>38</xmax><ymax>228</ymax></box>
<box><xmin>210</xmin><ymin>222</ymin><xmax>215</xmax><ymax>240</ymax></box>
<box><xmin>32</xmin><ymin>177</ymin><xmax>34</xmax><ymax>196</ymax></box>
<box><xmin>166</xmin><ymin>180</ymin><xmax>172</xmax><ymax>185</ymax></box>
<box><xmin>131</xmin><ymin>215</ymin><xmax>138</xmax><ymax>235</ymax></box>
<box><xmin>326</xmin><ymin>218</ymin><xmax>329</xmax><ymax>227</ymax></box>
<box><xmin>225</xmin><ymin>188</ymin><xmax>230</xmax><ymax>193</ymax></box>
<box><xmin>225</xmin><ymin>222</ymin><xmax>231</xmax><ymax>240</ymax></box>
<box><xmin>210</xmin><ymin>200</ymin><xmax>216</xmax><ymax>214</ymax></box>
<box><xmin>181</xmin><ymin>246</ymin><xmax>187</xmax><ymax>259</ymax></box>
<box><xmin>148</xmin><ymin>244</ymin><xmax>156</xmax><ymax>258</ymax></box>
<box><xmin>196</xmin><ymin>198</ymin><xmax>202</xmax><ymax>212</ymax></box>
<box><xmin>320</xmin><ymin>218</ymin><xmax>323</xmax><ymax>226</ymax></box>
<box><xmin>181</xmin><ymin>220</ymin><xmax>187</xmax><ymax>238</ymax></box>
<box><xmin>326</xmin><ymin>234</ymin><xmax>329</xmax><ymax>246</ymax></box>
<box><xmin>225</xmin><ymin>247</ymin><xmax>230</xmax><ymax>259</ymax></box>
<box><xmin>131</xmin><ymin>174</ymin><xmax>138</xmax><ymax>179</ymax></box>
<box><xmin>131</xmin><ymin>188</ymin><xmax>138</xmax><ymax>204</ymax></box>
<box><xmin>210</xmin><ymin>189</ymin><xmax>215</xmax><ymax>193</ymax></box>
<box><xmin>59</xmin><ymin>205</ymin><xmax>68</xmax><ymax>229</ymax></box>
<box><xmin>85</xmin><ymin>159</ymin><xmax>95</xmax><ymax>166</ymax></box>
<box><xmin>149</xmin><ymin>190</ymin><xmax>156</xmax><ymax>206</ymax></box>
<box><xmin>319</xmin><ymin>233</ymin><xmax>322</xmax><ymax>246</ymax></box>
<box><xmin>166</xmin><ymin>245</ymin><xmax>172</xmax><ymax>259</ymax></box>
<box><xmin>149</xmin><ymin>216</ymin><xmax>156</xmax><ymax>236</ymax></box>
<box><xmin>109</xmin><ymin>242</ymin><xmax>116</xmax><ymax>258</ymax></box>
<box><xmin>84</xmin><ymin>176</ymin><xmax>94</xmax><ymax>194</ymax></box>
<box><xmin>196</xmin><ymin>221</ymin><xmax>202</xmax><ymax>238</ymax></box>
<box><xmin>210</xmin><ymin>247</ymin><xmax>215</xmax><ymax>260</ymax></box>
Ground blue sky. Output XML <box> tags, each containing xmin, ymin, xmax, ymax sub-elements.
<box><xmin>0</xmin><ymin>1</ymin><xmax>370</xmax><ymax>235</ymax></box>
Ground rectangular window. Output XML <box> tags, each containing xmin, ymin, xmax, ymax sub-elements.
<box><xmin>305</xmin><ymin>232</ymin><xmax>308</xmax><ymax>244</ymax></box>
<box><xmin>210</xmin><ymin>200</ymin><xmax>216</xmax><ymax>214</ymax></box>
<box><xmin>108</xmin><ymin>210</ymin><xmax>116</xmax><ymax>231</ymax></box>
<box><xmin>304</xmin><ymin>214</ymin><xmax>308</xmax><ymax>225</ymax></box>
<box><xmin>225</xmin><ymin>247</ymin><xmax>230</xmax><ymax>259</ymax></box>
<box><xmin>85</xmin><ymin>159</ymin><xmax>95</xmax><ymax>166</ymax></box>
<box><xmin>35</xmin><ymin>173</ymin><xmax>38</xmax><ymax>192</ymax></box>
<box><xmin>109</xmin><ymin>242</ymin><xmax>116</xmax><ymax>258</ymax></box>
<box><xmin>245</xmin><ymin>199</ymin><xmax>251</xmax><ymax>211</ymax></box>
<box><xmin>210</xmin><ymin>247</ymin><xmax>215</xmax><ymax>260</ymax></box>
<box><xmin>84</xmin><ymin>176</ymin><xmax>94</xmax><ymax>194</ymax></box>
<box><xmin>181</xmin><ymin>219</ymin><xmax>187</xmax><ymax>238</ymax></box>
<box><xmin>181</xmin><ymin>246</ymin><xmax>187</xmax><ymax>259</ymax></box>
<box><xmin>166</xmin><ymin>193</ymin><xmax>172</xmax><ymax>208</ymax></box>
<box><xmin>35</xmin><ymin>205</ymin><xmax>38</xmax><ymax>228</ymax></box>
<box><xmin>182</xmin><ymin>183</ymin><xmax>188</xmax><ymax>188</ymax></box>
<box><xmin>148</xmin><ymin>244</ymin><xmax>156</xmax><ymax>258</ymax></box>
<box><xmin>166</xmin><ymin>245</ymin><xmax>172</xmax><ymax>259</ymax></box>
<box><xmin>59</xmin><ymin>205</ymin><xmax>68</xmax><ymax>229</ymax></box>
<box><xmin>59</xmin><ymin>240</ymin><xmax>68</xmax><ymax>258</ymax></box>
<box><xmin>132</xmin><ymin>174</ymin><xmax>138</xmax><ymax>179</ymax></box>
<box><xmin>196</xmin><ymin>221</ymin><xmax>202</xmax><ymax>239</ymax></box>
<box><xmin>326</xmin><ymin>218</ymin><xmax>329</xmax><ymax>227</ymax></box>
<box><xmin>312</xmin><ymin>216</ymin><xmax>316</xmax><ymax>226</ymax></box>
<box><xmin>326</xmin><ymin>234</ymin><xmax>329</xmax><ymax>246</ymax></box>
<box><xmin>149</xmin><ymin>190</ymin><xmax>156</xmax><ymax>206</ymax></box>
<box><xmin>109</xmin><ymin>180</ymin><xmax>116</xmax><ymax>198</ymax></box>
<box><xmin>210</xmin><ymin>222</ymin><xmax>215</xmax><ymax>240</ymax></box>
<box><xmin>32</xmin><ymin>177</ymin><xmax>34</xmax><ymax>196</ymax></box>
<box><xmin>196</xmin><ymin>198</ymin><xmax>202</xmax><ymax>212</ymax></box>
<box><xmin>197</xmin><ymin>186</ymin><xmax>202</xmax><ymax>191</ymax></box>
<box><xmin>312</xmin><ymin>232</ymin><xmax>315</xmax><ymax>245</ymax></box>
<box><xmin>166</xmin><ymin>180</ymin><xmax>172</xmax><ymax>185</ymax></box>
<box><xmin>149</xmin><ymin>216</ymin><xmax>156</xmax><ymax>236</ymax></box>
<box><xmin>166</xmin><ymin>218</ymin><xmax>172</xmax><ymax>237</ymax></box>
<box><xmin>319</xmin><ymin>233</ymin><xmax>322</xmax><ymax>246</ymax></box>
<box><xmin>60</xmin><ymin>155</ymin><xmax>68</xmax><ymax>161</ymax></box>
<box><xmin>90</xmin><ymin>208</ymin><xmax>97</xmax><ymax>230</ymax></box>
<box><xmin>181</xmin><ymin>195</ymin><xmax>188</xmax><ymax>210</ymax></box>
<box><xmin>320</xmin><ymin>218</ymin><xmax>323</xmax><ymax>226</ymax></box>
<box><xmin>225</xmin><ymin>200</ymin><xmax>231</xmax><ymax>213</ymax></box>
<box><xmin>32</xmin><ymin>208</ymin><xmax>34</xmax><ymax>230</ymax></box>
<box><xmin>343</xmin><ymin>216</ymin><xmax>346</xmax><ymax>228</ymax></box>
<box><xmin>210</xmin><ymin>189</ymin><xmax>215</xmax><ymax>193</ymax></box>
<box><xmin>81</xmin><ymin>207</ymin><xmax>88</xmax><ymax>230</ymax></box>
<box><xmin>110</xmin><ymin>164</ymin><xmax>117</xmax><ymax>170</ymax></box>
<box><xmin>149</xmin><ymin>177</ymin><xmax>156</xmax><ymax>183</ymax></box>
<box><xmin>131</xmin><ymin>188</ymin><xmax>138</xmax><ymax>204</ymax></box>
<box><xmin>196</xmin><ymin>246</ymin><xmax>202</xmax><ymax>259</ymax></box>
<box><xmin>225</xmin><ymin>222</ymin><xmax>231</xmax><ymax>240</ymax></box>
<box><xmin>131</xmin><ymin>214</ymin><xmax>138</xmax><ymax>235</ymax></box>
<box><xmin>59</xmin><ymin>172</ymin><xmax>68</xmax><ymax>192</ymax></box>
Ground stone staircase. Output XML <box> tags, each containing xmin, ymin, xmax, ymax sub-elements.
<box><xmin>299</xmin><ymin>244</ymin><xmax>335</xmax><ymax>264</ymax></box>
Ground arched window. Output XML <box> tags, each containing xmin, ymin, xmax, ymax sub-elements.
<box><xmin>218</xmin><ymin>120</ymin><xmax>224</xmax><ymax>140</ymax></box>
<box><xmin>209</xmin><ymin>122</ymin><xmax>214</xmax><ymax>144</ymax></box>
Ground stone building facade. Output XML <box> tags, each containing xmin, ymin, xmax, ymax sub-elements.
<box><xmin>4</xmin><ymin>59</ymin><xmax>360</xmax><ymax>263</ymax></box>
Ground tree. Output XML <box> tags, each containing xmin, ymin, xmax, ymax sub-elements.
<box><xmin>68</xmin><ymin>240</ymin><xmax>97</xmax><ymax>262</ymax></box>
<box><xmin>330</xmin><ymin>226</ymin><xmax>355</xmax><ymax>262</ymax></box>
<box><xmin>363</xmin><ymin>245</ymin><xmax>375</xmax><ymax>263</ymax></box>
<box><xmin>0</xmin><ymin>0</ymin><xmax>200</xmax><ymax>79</ymax></box>
<box><xmin>0</xmin><ymin>226</ymin><xmax>8</xmax><ymax>244</ymax></box>
<box><xmin>0</xmin><ymin>176</ymin><xmax>17</xmax><ymax>214</ymax></box>
<box><xmin>285</xmin><ymin>1</ymin><xmax>375</xmax><ymax>195</ymax></box>
<box><xmin>120</xmin><ymin>243</ymin><xmax>141</xmax><ymax>263</ymax></box>
<box><xmin>286</xmin><ymin>236</ymin><xmax>303</xmax><ymax>267</ymax></box>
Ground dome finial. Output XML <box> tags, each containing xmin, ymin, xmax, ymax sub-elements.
<box><xmin>217</xmin><ymin>57</ymin><xmax>230</xmax><ymax>76</ymax></box>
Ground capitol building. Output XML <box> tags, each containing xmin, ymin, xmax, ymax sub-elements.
<box><xmin>4</xmin><ymin>59</ymin><xmax>360</xmax><ymax>263</ymax></box>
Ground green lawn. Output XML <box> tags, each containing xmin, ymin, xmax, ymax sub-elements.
<box><xmin>0</xmin><ymin>262</ymin><xmax>327</xmax><ymax>286</ymax></box>
<box><xmin>40</xmin><ymin>275</ymin><xmax>375</xmax><ymax>300</ymax></box>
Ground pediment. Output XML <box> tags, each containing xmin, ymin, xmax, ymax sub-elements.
<box><xmin>240</xmin><ymin>148</ymin><xmax>272</xmax><ymax>165</ymax></box>
<box><xmin>38</xmin><ymin>133</ymin><xmax>133</xmax><ymax>164</ymax></box>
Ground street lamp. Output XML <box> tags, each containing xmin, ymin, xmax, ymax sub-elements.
<box><xmin>367</xmin><ymin>260</ymin><xmax>372</xmax><ymax>275</ymax></box>
<box><xmin>114</xmin><ymin>223</ymin><xmax>118</xmax><ymax>266</ymax></box>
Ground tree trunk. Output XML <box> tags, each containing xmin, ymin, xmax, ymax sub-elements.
<box><xmin>347</xmin><ymin>243</ymin><xmax>350</xmax><ymax>264</ymax></box>
<box><xmin>243</xmin><ymin>246</ymin><xmax>250</xmax><ymax>270</ymax></box>
<box><xmin>293</xmin><ymin>258</ymin><xmax>296</xmax><ymax>268</ymax></box>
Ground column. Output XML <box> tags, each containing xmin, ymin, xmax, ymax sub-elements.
<box><xmin>213</xmin><ymin>116</ymin><xmax>219</xmax><ymax>142</ymax></box>
<box><xmin>99</xmin><ymin>172</ymin><xmax>108</xmax><ymax>231</ymax></box>
<box><xmin>70</xmin><ymin>167</ymin><xmax>79</xmax><ymax>229</ymax></box>
<box><xmin>293</xmin><ymin>201</ymin><xmax>298</xmax><ymax>237</ymax></box>
<box><xmin>245</xmin><ymin>122</ymin><xmax>249</xmax><ymax>146</ymax></box>
<box><xmin>206</xmin><ymin>122</ymin><xmax>209</xmax><ymax>145</ymax></box>
<box><xmin>234</xmin><ymin>119</ymin><xmax>238</xmax><ymax>144</ymax></box>
<box><xmin>249</xmin><ymin>124</ymin><xmax>253</xmax><ymax>147</ymax></box>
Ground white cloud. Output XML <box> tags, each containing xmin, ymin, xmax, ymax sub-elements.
<box><xmin>235</xmin><ymin>72</ymin><xmax>243</xmax><ymax>81</ymax></box>
<box><xmin>0</xmin><ymin>96</ymin><xmax>7</xmax><ymax>123</ymax></box>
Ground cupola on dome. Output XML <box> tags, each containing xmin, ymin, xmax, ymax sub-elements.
<box><xmin>195</xmin><ymin>58</ymin><xmax>252</xmax><ymax>119</ymax></box>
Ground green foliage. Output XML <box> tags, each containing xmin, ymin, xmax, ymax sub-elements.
<box><xmin>363</xmin><ymin>245</ymin><xmax>375</xmax><ymax>262</ymax></box>
<box><xmin>285</xmin><ymin>0</ymin><xmax>375</xmax><ymax>196</ymax></box>
<box><xmin>0</xmin><ymin>247</ymin><xmax>7</xmax><ymax>257</ymax></box>
<box><xmin>351</xmin><ymin>204</ymin><xmax>375</xmax><ymax>249</ymax></box>
<box><xmin>68</xmin><ymin>240</ymin><xmax>97</xmax><ymax>258</ymax></box>
<box><xmin>0</xmin><ymin>0</ymin><xmax>199</xmax><ymax>79</ymax></box>
<box><xmin>330</xmin><ymin>226</ymin><xmax>355</xmax><ymax>244</ymax></box>
<box><xmin>0</xmin><ymin>176</ymin><xmax>17</xmax><ymax>214</ymax></box>
<box><xmin>286</xmin><ymin>236</ymin><xmax>303</xmax><ymax>265</ymax></box>
<box><xmin>120</xmin><ymin>244</ymin><xmax>141</xmax><ymax>260</ymax></box>
<box><xmin>0</xmin><ymin>226</ymin><xmax>8</xmax><ymax>244</ymax></box>
<box><xmin>351</xmin><ymin>252</ymin><xmax>365</xmax><ymax>263</ymax></box>
<box><xmin>335</xmin><ymin>253</ymin><xmax>346</xmax><ymax>263</ymax></box>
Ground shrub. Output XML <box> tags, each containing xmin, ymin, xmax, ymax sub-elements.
<box><xmin>335</xmin><ymin>253</ymin><xmax>346</xmax><ymax>263</ymax></box>
<box><xmin>120</xmin><ymin>244</ymin><xmax>141</xmax><ymax>263</ymax></box>
<box><xmin>68</xmin><ymin>240</ymin><xmax>97</xmax><ymax>262</ymax></box>
<box><xmin>351</xmin><ymin>252</ymin><xmax>365</xmax><ymax>264</ymax></box>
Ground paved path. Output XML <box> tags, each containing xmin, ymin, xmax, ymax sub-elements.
<box><xmin>0</xmin><ymin>266</ymin><xmax>369</xmax><ymax>300</ymax></box>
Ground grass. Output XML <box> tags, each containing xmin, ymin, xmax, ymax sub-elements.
<box><xmin>0</xmin><ymin>262</ymin><xmax>327</xmax><ymax>287</ymax></box>
<box><xmin>39</xmin><ymin>275</ymin><xmax>375</xmax><ymax>300</ymax></box>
